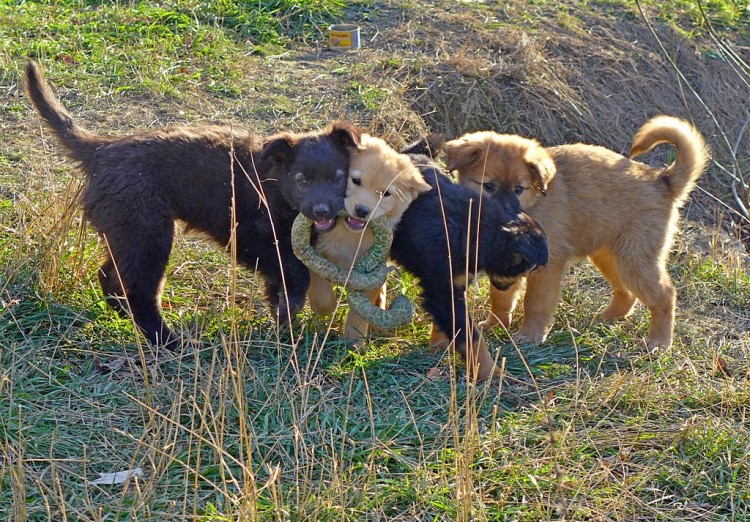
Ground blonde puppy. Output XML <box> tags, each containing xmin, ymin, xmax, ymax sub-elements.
<box><xmin>445</xmin><ymin>116</ymin><xmax>709</xmax><ymax>350</ymax></box>
<box><xmin>308</xmin><ymin>134</ymin><xmax>431</xmax><ymax>339</ymax></box>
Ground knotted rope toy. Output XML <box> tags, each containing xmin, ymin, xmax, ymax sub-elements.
<box><xmin>291</xmin><ymin>212</ymin><xmax>413</xmax><ymax>329</ymax></box>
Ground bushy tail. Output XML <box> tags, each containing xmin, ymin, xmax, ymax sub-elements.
<box><xmin>630</xmin><ymin>115</ymin><xmax>710</xmax><ymax>207</ymax></box>
<box><xmin>23</xmin><ymin>61</ymin><xmax>106</xmax><ymax>165</ymax></box>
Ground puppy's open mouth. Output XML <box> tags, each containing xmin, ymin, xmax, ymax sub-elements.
<box><xmin>344</xmin><ymin>217</ymin><xmax>366</xmax><ymax>231</ymax></box>
<box><xmin>313</xmin><ymin>218</ymin><xmax>336</xmax><ymax>232</ymax></box>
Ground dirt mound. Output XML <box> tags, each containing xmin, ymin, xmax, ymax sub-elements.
<box><xmin>340</xmin><ymin>0</ymin><xmax>749</xmax><ymax>241</ymax></box>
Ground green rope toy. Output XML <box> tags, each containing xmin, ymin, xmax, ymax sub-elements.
<box><xmin>291</xmin><ymin>212</ymin><xmax>413</xmax><ymax>329</ymax></box>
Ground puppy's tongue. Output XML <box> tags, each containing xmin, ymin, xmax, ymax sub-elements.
<box><xmin>345</xmin><ymin>217</ymin><xmax>366</xmax><ymax>230</ymax></box>
<box><xmin>313</xmin><ymin>218</ymin><xmax>335</xmax><ymax>231</ymax></box>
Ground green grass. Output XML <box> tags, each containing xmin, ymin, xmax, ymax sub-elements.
<box><xmin>2</xmin><ymin>0</ymin><xmax>750</xmax><ymax>520</ymax></box>
<box><xmin>506</xmin><ymin>0</ymin><xmax>750</xmax><ymax>33</ymax></box>
<box><xmin>0</xmin><ymin>0</ymin><xmax>344</xmax><ymax>94</ymax></box>
<box><xmin>636</xmin><ymin>0</ymin><xmax>749</xmax><ymax>33</ymax></box>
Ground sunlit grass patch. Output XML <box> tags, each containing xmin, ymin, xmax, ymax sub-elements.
<box><xmin>0</xmin><ymin>0</ymin><xmax>344</xmax><ymax>95</ymax></box>
<box><xmin>1</xmin><ymin>0</ymin><xmax>749</xmax><ymax>519</ymax></box>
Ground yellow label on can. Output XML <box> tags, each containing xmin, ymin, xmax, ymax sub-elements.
<box><xmin>328</xmin><ymin>25</ymin><xmax>360</xmax><ymax>49</ymax></box>
<box><xmin>329</xmin><ymin>31</ymin><xmax>352</xmax><ymax>48</ymax></box>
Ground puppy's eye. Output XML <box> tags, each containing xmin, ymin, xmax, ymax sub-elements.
<box><xmin>296</xmin><ymin>173</ymin><xmax>309</xmax><ymax>188</ymax></box>
<box><xmin>514</xmin><ymin>185</ymin><xmax>525</xmax><ymax>195</ymax></box>
<box><xmin>381</xmin><ymin>190</ymin><xmax>392</xmax><ymax>197</ymax></box>
<box><xmin>351</xmin><ymin>178</ymin><xmax>361</xmax><ymax>186</ymax></box>
<box><xmin>482</xmin><ymin>182</ymin><xmax>495</xmax><ymax>193</ymax></box>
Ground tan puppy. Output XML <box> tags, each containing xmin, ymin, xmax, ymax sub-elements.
<box><xmin>308</xmin><ymin>134</ymin><xmax>431</xmax><ymax>339</ymax></box>
<box><xmin>445</xmin><ymin>116</ymin><xmax>709</xmax><ymax>350</ymax></box>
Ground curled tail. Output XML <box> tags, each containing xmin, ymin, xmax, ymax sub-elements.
<box><xmin>630</xmin><ymin>115</ymin><xmax>710</xmax><ymax>207</ymax></box>
<box><xmin>23</xmin><ymin>61</ymin><xmax>107</xmax><ymax>165</ymax></box>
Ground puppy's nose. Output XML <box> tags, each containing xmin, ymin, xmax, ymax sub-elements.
<box><xmin>312</xmin><ymin>203</ymin><xmax>330</xmax><ymax>219</ymax></box>
<box><xmin>495</xmin><ymin>193</ymin><xmax>522</xmax><ymax>219</ymax></box>
<box><xmin>354</xmin><ymin>204</ymin><xmax>370</xmax><ymax>219</ymax></box>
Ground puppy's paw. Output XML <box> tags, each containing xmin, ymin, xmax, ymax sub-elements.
<box><xmin>512</xmin><ymin>326</ymin><xmax>547</xmax><ymax>345</ymax></box>
<box><xmin>645</xmin><ymin>336</ymin><xmax>672</xmax><ymax>354</ymax></box>
<box><xmin>275</xmin><ymin>291</ymin><xmax>306</xmax><ymax>326</ymax></box>
<box><xmin>428</xmin><ymin>338</ymin><xmax>451</xmax><ymax>352</ymax></box>
<box><xmin>600</xmin><ymin>296</ymin><xmax>637</xmax><ymax>321</ymax></box>
<box><xmin>369</xmin><ymin>323</ymin><xmax>393</xmax><ymax>335</ymax></box>
<box><xmin>479</xmin><ymin>312</ymin><xmax>512</xmax><ymax>331</ymax></box>
<box><xmin>428</xmin><ymin>325</ymin><xmax>451</xmax><ymax>351</ymax></box>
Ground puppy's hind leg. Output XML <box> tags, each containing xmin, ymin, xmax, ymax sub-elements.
<box><xmin>617</xmin><ymin>252</ymin><xmax>676</xmax><ymax>350</ymax></box>
<box><xmin>589</xmin><ymin>249</ymin><xmax>637</xmax><ymax>320</ymax></box>
<box><xmin>101</xmin><ymin>223</ymin><xmax>178</xmax><ymax>349</ymax></box>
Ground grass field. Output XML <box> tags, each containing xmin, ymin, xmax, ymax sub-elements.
<box><xmin>1</xmin><ymin>0</ymin><xmax>749</xmax><ymax>520</ymax></box>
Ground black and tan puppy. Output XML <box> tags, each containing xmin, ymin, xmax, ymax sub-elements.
<box><xmin>23</xmin><ymin>61</ymin><xmax>361</xmax><ymax>348</ymax></box>
<box><xmin>389</xmin><ymin>142</ymin><xmax>548</xmax><ymax>381</ymax></box>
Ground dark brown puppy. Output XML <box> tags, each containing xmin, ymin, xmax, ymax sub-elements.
<box><xmin>24</xmin><ymin>61</ymin><xmax>361</xmax><ymax>348</ymax></box>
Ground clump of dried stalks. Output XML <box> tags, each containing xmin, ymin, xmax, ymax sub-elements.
<box><xmin>351</xmin><ymin>1</ymin><xmax>749</xmax><ymax>243</ymax></box>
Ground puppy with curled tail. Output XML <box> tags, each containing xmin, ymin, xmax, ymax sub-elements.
<box><xmin>446</xmin><ymin>115</ymin><xmax>709</xmax><ymax>350</ymax></box>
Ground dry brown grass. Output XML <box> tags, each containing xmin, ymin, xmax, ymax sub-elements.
<box><xmin>345</xmin><ymin>0</ymin><xmax>750</xmax><ymax>242</ymax></box>
<box><xmin>2</xmin><ymin>0</ymin><xmax>749</xmax><ymax>520</ymax></box>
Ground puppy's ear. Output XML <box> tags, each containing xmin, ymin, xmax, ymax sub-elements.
<box><xmin>261</xmin><ymin>134</ymin><xmax>297</xmax><ymax>168</ymax></box>
<box><xmin>329</xmin><ymin>121</ymin><xmax>363</xmax><ymax>150</ymax></box>
<box><xmin>444</xmin><ymin>138</ymin><xmax>484</xmax><ymax>172</ymax></box>
<box><xmin>400</xmin><ymin>133</ymin><xmax>445</xmax><ymax>158</ymax></box>
<box><xmin>407</xmin><ymin>169</ymin><xmax>432</xmax><ymax>198</ymax></box>
<box><xmin>524</xmin><ymin>145</ymin><xmax>556</xmax><ymax>196</ymax></box>
<box><xmin>425</xmin><ymin>134</ymin><xmax>446</xmax><ymax>157</ymax></box>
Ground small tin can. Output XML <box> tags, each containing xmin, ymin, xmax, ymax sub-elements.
<box><xmin>328</xmin><ymin>24</ymin><xmax>361</xmax><ymax>50</ymax></box>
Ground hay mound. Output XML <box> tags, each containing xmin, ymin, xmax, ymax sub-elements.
<box><xmin>347</xmin><ymin>0</ymin><xmax>749</xmax><ymax>242</ymax></box>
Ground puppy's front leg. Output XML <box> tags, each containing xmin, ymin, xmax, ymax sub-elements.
<box><xmin>429</xmin><ymin>323</ymin><xmax>450</xmax><ymax>350</ymax></box>
<box><xmin>480</xmin><ymin>278</ymin><xmax>526</xmax><ymax>330</ymax></box>
<box><xmin>515</xmin><ymin>261</ymin><xmax>567</xmax><ymax>344</ymax></box>
<box><xmin>462</xmin><ymin>328</ymin><xmax>502</xmax><ymax>382</ymax></box>
<box><xmin>262</xmin><ymin>252</ymin><xmax>310</xmax><ymax>326</ymax></box>
<box><xmin>367</xmin><ymin>283</ymin><xmax>390</xmax><ymax>335</ymax></box>
<box><xmin>342</xmin><ymin>287</ymin><xmax>383</xmax><ymax>340</ymax></box>
<box><xmin>423</xmin><ymin>285</ymin><xmax>500</xmax><ymax>381</ymax></box>
<box><xmin>307</xmin><ymin>272</ymin><xmax>338</xmax><ymax>315</ymax></box>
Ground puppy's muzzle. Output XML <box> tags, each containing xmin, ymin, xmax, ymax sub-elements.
<box><xmin>354</xmin><ymin>204</ymin><xmax>370</xmax><ymax>219</ymax></box>
<box><xmin>313</xmin><ymin>203</ymin><xmax>332</xmax><ymax>219</ymax></box>
<box><xmin>489</xmin><ymin>274</ymin><xmax>519</xmax><ymax>291</ymax></box>
<box><xmin>512</xmin><ymin>212</ymin><xmax>549</xmax><ymax>269</ymax></box>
